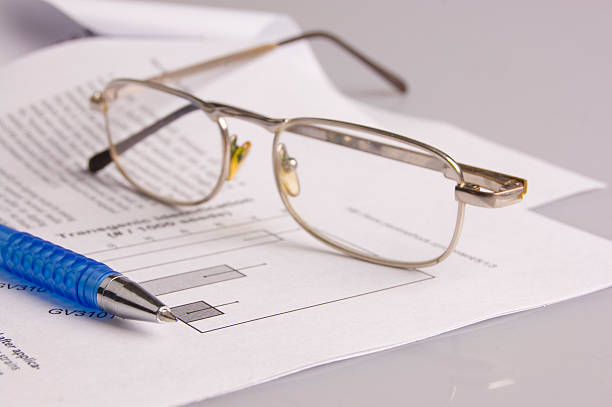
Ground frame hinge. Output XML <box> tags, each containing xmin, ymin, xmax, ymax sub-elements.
<box><xmin>455</xmin><ymin>181</ymin><xmax>526</xmax><ymax>208</ymax></box>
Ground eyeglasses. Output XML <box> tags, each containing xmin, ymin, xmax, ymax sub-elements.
<box><xmin>88</xmin><ymin>31</ymin><xmax>527</xmax><ymax>269</ymax></box>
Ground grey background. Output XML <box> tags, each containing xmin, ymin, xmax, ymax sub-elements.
<box><xmin>162</xmin><ymin>1</ymin><xmax>611</xmax><ymax>405</ymax></box>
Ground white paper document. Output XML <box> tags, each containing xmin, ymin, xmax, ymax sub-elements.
<box><xmin>1</xmin><ymin>38</ymin><xmax>611</xmax><ymax>406</ymax></box>
<box><xmin>44</xmin><ymin>0</ymin><xmax>299</xmax><ymax>40</ymax></box>
<box><xmin>0</xmin><ymin>0</ymin><xmax>299</xmax><ymax>67</ymax></box>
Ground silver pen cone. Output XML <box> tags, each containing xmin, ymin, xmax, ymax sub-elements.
<box><xmin>97</xmin><ymin>274</ymin><xmax>177</xmax><ymax>323</ymax></box>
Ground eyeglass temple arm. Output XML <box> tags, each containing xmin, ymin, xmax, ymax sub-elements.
<box><xmin>277</xmin><ymin>31</ymin><xmax>407</xmax><ymax>93</ymax></box>
<box><xmin>146</xmin><ymin>31</ymin><xmax>407</xmax><ymax>93</ymax></box>
<box><xmin>88</xmin><ymin>104</ymin><xmax>199</xmax><ymax>172</ymax></box>
<box><xmin>88</xmin><ymin>103</ymin><xmax>525</xmax><ymax>209</ymax></box>
<box><xmin>88</xmin><ymin>102</ymin><xmax>279</xmax><ymax>172</ymax></box>
<box><xmin>88</xmin><ymin>31</ymin><xmax>408</xmax><ymax>169</ymax></box>
<box><xmin>289</xmin><ymin>124</ymin><xmax>527</xmax><ymax>209</ymax></box>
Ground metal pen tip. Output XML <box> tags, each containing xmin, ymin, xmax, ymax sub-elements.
<box><xmin>157</xmin><ymin>307</ymin><xmax>178</xmax><ymax>323</ymax></box>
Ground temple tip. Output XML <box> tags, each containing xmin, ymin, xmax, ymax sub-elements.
<box><xmin>88</xmin><ymin>149</ymin><xmax>112</xmax><ymax>173</ymax></box>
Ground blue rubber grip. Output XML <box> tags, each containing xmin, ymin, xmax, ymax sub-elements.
<box><xmin>0</xmin><ymin>224</ymin><xmax>115</xmax><ymax>309</ymax></box>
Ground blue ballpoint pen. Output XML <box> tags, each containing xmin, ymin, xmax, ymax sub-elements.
<box><xmin>0</xmin><ymin>224</ymin><xmax>177</xmax><ymax>323</ymax></box>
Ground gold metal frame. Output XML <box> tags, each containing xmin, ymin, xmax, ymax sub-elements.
<box><xmin>88</xmin><ymin>31</ymin><xmax>527</xmax><ymax>269</ymax></box>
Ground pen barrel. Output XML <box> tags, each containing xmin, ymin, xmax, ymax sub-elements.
<box><xmin>0</xmin><ymin>225</ymin><xmax>115</xmax><ymax>309</ymax></box>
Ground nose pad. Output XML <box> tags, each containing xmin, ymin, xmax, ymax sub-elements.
<box><xmin>226</xmin><ymin>135</ymin><xmax>251</xmax><ymax>181</ymax></box>
<box><xmin>277</xmin><ymin>143</ymin><xmax>300</xmax><ymax>197</ymax></box>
